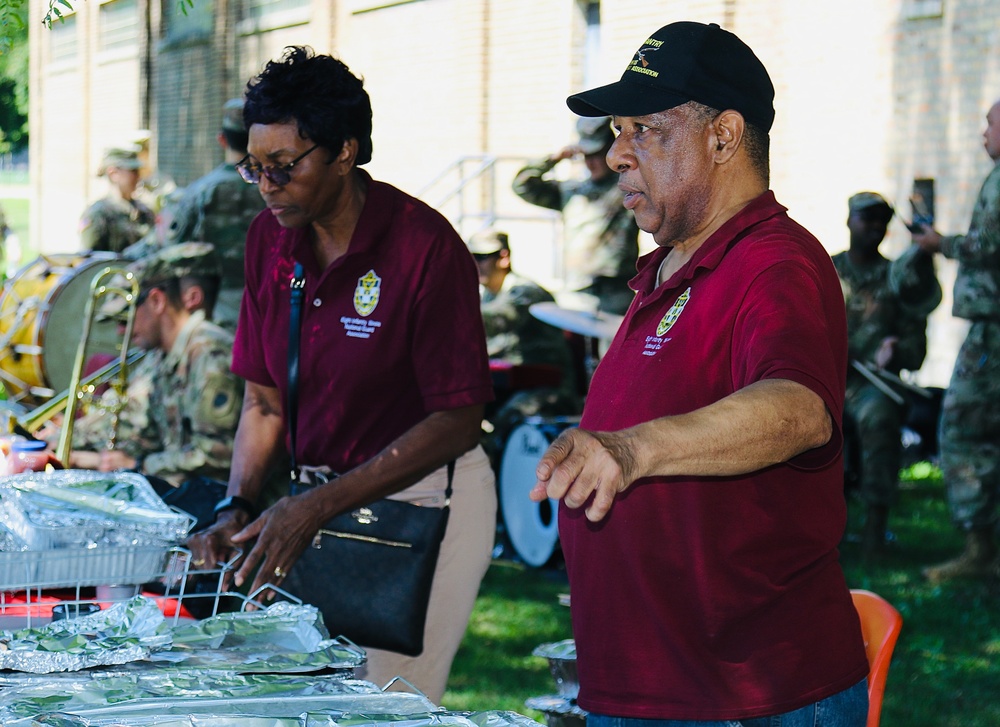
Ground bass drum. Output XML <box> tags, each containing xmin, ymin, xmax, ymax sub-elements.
<box><xmin>498</xmin><ymin>416</ymin><xmax>579</xmax><ymax>568</ymax></box>
<box><xmin>0</xmin><ymin>253</ymin><xmax>125</xmax><ymax>403</ymax></box>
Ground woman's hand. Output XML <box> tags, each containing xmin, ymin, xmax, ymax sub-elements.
<box><xmin>186</xmin><ymin>509</ymin><xmax>252</xmax><ymax>590</ymax></box>
<box><xmin>230</xmin><ymin>493</ymin><xmax>325</xmax><ymax>602</ymax></box>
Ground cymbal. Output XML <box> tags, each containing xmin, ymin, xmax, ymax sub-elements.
<box><xmin>529</xmin><ymin>302</ymin><xmax>624</xmax><ymax>339</ymax></box>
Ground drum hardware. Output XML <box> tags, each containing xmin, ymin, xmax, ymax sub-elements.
<box><xmin>528</xmin><ymin>302</ymin><xmax>623</xmax><ymax>381</ymax></box>
<box><xmin>0</xmin><ymin>253</ymin><xmax>125</xmax><ymax>404</ymax></box>
<box><xmin>498</xmin><ymin>415</ymin><xmax>580</xmax><ymax>568</ymax></box>
<box><xmin>54</xmin><ymin>266</ymin><xmax>140</xmax><ymax>465</ymax></box>
<box><xmin>528</xmin><ymin>302</ymin><xmax>623</xmax><ymax>341</ymax></box>
<box><xmin>851</xmin><ymin>360</ymin><xmax>930</xmax><ymax>406</ymax></box>
<box><xmin>858</xmin><ymin>361</ymin><xmax>935</xmax><ymax>399</ymax></box>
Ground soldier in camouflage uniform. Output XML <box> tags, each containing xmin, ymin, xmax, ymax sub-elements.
<box><xmin>79</xmin><ymin>146</ymin><xmax>156</xmax><ymax>253</ymax></box>
<box><xmin>513</xmin><ymin>116</ymin><xmax>639</xmax><ymax>315</ymax></box>
<box><xmin>66</xmin><ymin>243</ymin><xmax>243</xmax><ymax>487</ymax></box>
<box><xmin>125</xmin><ymin>99</ymin><xmax>265</xmax><ymax>331</ymax></box>
<box><xmin>833</xmin><ymin>192</ymin><xmax>941</xmax><ymax>555</ymax></box>
<box><xmin>914</xmin><ymin>98</ymin><xmax>1000</xmax><ymax>582</ymax></box>
<box><xmin>471</xmin><ymin>229</ymin><xmax>581</xmax><ymax>466</ymax></box>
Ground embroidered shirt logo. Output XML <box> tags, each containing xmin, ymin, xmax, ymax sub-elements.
<box><xmin>656</xmin><ymin>287</ymin><xmax>691</xmax><ymax>336</ymax></box>
<box><xmin>354</xmin><ymin>269</ymin><xmax>381</xmax><ymax>316</ymax></box>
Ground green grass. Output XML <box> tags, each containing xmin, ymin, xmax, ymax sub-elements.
<box><xmin>444</xmin><ymin>559</ymin><xmax>571</xmax><ymax>717</ymax></box>
<box><xmin>447</xmin><ymin>467</ymin><xmax>1000</xmax><ymax>726</ymax></box>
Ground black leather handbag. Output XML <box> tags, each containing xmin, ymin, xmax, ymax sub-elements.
<box><xmin>281</xmin><ymin>262</ymin><xmax>452</xmax><ymax>656</ymax></box>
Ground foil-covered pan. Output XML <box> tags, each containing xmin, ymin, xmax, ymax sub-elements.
<box><xmin>532</xmin><ymin>639</ymin><xmax>578</xmax><ymax>698</ymax></box>
<box><xmin>0</xmin><ymin>542</ymin><xmax>173</xmax><ymax>590</ymax></box>
<box><xmin>0</xmin><ymin>672</ymin><xmax>433</xmax><ymax>725</ymax></box>
<box><xmin>148</xmin><ymin>601</ymin><xmax>366</xmax><ymax>673</ymax></box>
<box><xmin>0</xmin><ymin>469</ymin><xmax>193</xmax><ymax>550</ymax></box>
<box><xmin>524</xmin><ymin>695</ymin><xmax>588</xmax><ymax>727</ymax></box>
<box><xmin>19</xmin><ymin>709</ymin><xmax>544</xmax><ymax>727</ymax></box>
<box><xmin>0</xmin><ymin>596</ymin><xmax>169</xmax><ymax>674</ymax></box>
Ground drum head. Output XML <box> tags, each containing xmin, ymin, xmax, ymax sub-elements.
<box><xmin>499</xmin><ymin>422</ymin><xmax>562</xmax><ymax>568</ymax></box>
<box><xmin>42</xmin><ymin>258</ymin><xmax>123</xmax><ymax>393</ymax></box>
<box><xmin>0</xmin><ymin>253</ymin><xmax>123</xmax><ymax>399</ymax></box>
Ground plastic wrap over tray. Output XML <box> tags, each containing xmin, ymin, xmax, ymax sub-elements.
<box><xmin>0</xmin><ymin>469</ymin><xmax>193</xmax><ymax>549</ymax></box>
<box><xmin>149</xmin><ymin>601</ymin><xmax>366</xmax><ymax>673</ymax></box>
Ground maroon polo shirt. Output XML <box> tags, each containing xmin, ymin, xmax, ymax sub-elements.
<box><xmin>232</xmin><ymin>170</ymin><xmax>493</xmax><ymax>472</ymax></box>
<box><xmin>561</xmin><ymin>192</ymin><xmax>868</xmax><ymax>720</ymax></box>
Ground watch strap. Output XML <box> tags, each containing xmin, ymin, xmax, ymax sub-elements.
<box><xmin>213</xmin><ymin>495</ymin><xmax>258</xmax><ymax>521</ymax></box>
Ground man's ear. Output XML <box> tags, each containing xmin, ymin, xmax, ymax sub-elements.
<box><xmin>181</xmin><ymin>283</ymin><xmax>205</xmax><ymax>313</ymax></box>
<box><xmin>711</xmin><ymin>110</ymin><xmax>744</xmax><ymax>162</ymax></box>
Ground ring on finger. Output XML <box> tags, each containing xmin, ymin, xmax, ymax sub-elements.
<box><xmin>273</xmin><ymin>566</ymin><xmax>285</xmax><ymax>579</ymax></box>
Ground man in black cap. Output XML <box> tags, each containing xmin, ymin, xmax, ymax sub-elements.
<box><xmin>529</xmin><ymin>21</ymin><xmax>869</xmax><ymax>725</ymax></box>
<box><xmin>513</xmin><ymin>116</ymin><xmax>639</xmax><ymax>315</ymax></box>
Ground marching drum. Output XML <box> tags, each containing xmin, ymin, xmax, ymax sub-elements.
<box><xmin>0</xmin><ymin>253</ymin><xmax>124</xmax><ymax>402</ymax></box>
<box><xmin>498</xmin><ymin>415</ymin><xmax>580</xmax><ymax>568</ymax></box>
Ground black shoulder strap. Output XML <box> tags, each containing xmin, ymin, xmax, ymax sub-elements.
<box><xmin>287</xmin><ymin>262</ymin><xmax>306</xmax><ymax>478</ymax></box>
<box><xmin>286</xmin><ymin>261</ymin><xmax>455</xmax><ymax>500</ymax></box>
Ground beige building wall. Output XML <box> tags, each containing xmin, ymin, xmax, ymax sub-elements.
<box><xmin>28</xmin><ymin>0</ymin><xmax>1000</xmax><ymax>387</ymax></box>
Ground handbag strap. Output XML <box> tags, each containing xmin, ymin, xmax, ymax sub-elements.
<box><xmin>286</xmin><ymin>261</ymin><xmax>456</xmax><ymax>502</ymax></box>
<box><xmin>287</xmin><ymin>262</ymin><xmax>306</xmax><ymax>478</ymax></box>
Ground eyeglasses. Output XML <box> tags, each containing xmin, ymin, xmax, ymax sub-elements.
<box><xmin>236</xmin><ymin>145</ymin><xmax>319</xmax><ymax>186</ymax></box>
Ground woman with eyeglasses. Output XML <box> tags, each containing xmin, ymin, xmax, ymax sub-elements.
<box><xmin>187</xmin><ymin>46</ymin><xmax>497</xmax><ymax>702</ymax></box>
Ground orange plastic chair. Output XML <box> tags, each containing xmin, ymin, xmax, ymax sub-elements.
<box><xmin>851</xmin><ymin>589</ymin><xmax>903</xmax><ymax>727</ymax></box>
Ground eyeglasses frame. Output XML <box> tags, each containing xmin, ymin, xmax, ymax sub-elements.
<box><xmin>236</xmin><ymin>144</ymin><xmax>320</xmax><ymax>186</ymax></box>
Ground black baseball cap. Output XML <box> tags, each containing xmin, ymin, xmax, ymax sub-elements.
<box><xmin>567</xmin><ymin>21</ymin><xmax>775</xmax><ymax>131</ymax></box>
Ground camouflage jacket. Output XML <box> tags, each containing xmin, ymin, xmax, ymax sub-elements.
<box><xmin>164</xmin><ymin>163</ymin><xmax>266</xmax><ymax>330</ymax></box>
<box><xmin>141</xmin><ymin>310</ymin><xmax>242</xmax><ymax>485</ymax></box>
<box><xmin>833</xmin><ymin>248</ymin><xmax>938</xmax><ymax>376</ymax></box>
<box><xmin>79</xmin><ymin>195</ymin><xmax>155</xmax><ymax>254</ymax></box>
<box><xmin>512</xmin><ymin>158</ymin><xmax>639</xmax><ymax>288</ymax></box>
<box><xmin>482</xmin><ymin>271</ymin><xmax>576</xmax><ymax>392</ymax></box>
<box><xmin>940</xmin><ymin>161</ymin><xmax>1000</xmax><ymax>321</ymax></box>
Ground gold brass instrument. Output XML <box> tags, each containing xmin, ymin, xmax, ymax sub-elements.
<box><xmin>17</xmin><ymin>349</ymin><xmax>146</xmax><ymax>434</ymax></box>
<box><xmin>53</xmin><ymin>267</ymin><xmax>140</xmax><ymax>465</ymax></box>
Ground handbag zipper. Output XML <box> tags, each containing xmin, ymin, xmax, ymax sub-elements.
<box><xmin>311</xmin><ymin>529</ymin><xmax>413</xmax><ymax>549</ymax></box>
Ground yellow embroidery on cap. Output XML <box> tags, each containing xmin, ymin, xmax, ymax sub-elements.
<box><xmin>656</xmin><ymin>287</ymin><xmax>691</xmax><ymax>336</ymax></box>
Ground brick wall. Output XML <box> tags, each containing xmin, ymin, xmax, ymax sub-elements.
<box><xmin>29</xmin><ymin>0</ymin><xmax>1000</xmax><ymax>385</ymax></box>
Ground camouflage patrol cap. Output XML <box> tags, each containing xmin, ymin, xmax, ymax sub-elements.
<box><xmin>132</xmin><ymin>242</ymin><xmax>223</xmax><ymax>289</ymax></box>
<box><xmin>221</xmin><ymin>98</ymin><xmax>246</xmax><ymax>132</ymax></box>
<box><xmin>97</xmin><ymin>243</ymin><xmax>222</xmax><ymax>321</ymax></box>
<box><xmin>576</xmin><ymin>116</ymin><xmax>614</xmax><ymax>155</ymax></box>
<box><xmin>848</xmin><ymin>192</ymin><xmax>894</xmax><ymax>216</ymax></box>
<box><xmin>98</xmin><ymin>145</ymin><xmax>143</xmax><ymax>176</ymax></box>
<box><xmin>467</xmin><ymin>229</ymin><xmax>509</xmax><ymax>256</ymax></box>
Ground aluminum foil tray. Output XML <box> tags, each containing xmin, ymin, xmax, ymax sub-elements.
<box><xmin>0</xmin><ymin>673</ymin><xmax>436</xmax><ymax>725</ymax></box>
<box><xmin>20</xmin><ymin>710</ymin><xmax>544</xmax><ymax>727</ymax></box>
<box><xmin>0</xmin><ymin>543</ymin><xmax>171</xmax><ymax>590</ymax></box>
<box><xmin>532</xmin><ymin>639</ymin><xmax>578</xmax><ymax>698</ymax></box>
<box><xmin>0</xmin><ymin>469</ymin><xmax>192</xmax><ymax>549</ymax></box>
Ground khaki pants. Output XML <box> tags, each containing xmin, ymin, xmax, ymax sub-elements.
<box><xmin>355</xmin><ymin>445</ymin><xmax>497</xmax><ymax>705</ymax></box>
